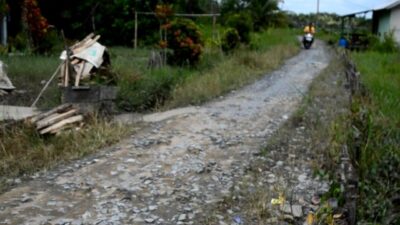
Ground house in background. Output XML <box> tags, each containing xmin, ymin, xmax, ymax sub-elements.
<box><xmin>372</xmin><ymin>0</ymin><xmax>400</xmax><ymax>43</ymax></box>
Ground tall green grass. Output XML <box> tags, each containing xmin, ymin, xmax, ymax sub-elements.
<box><xmin>353</xmin><ymin>52</ymin><xmax>400</xmax><ymax>123</ymax></box>
<box><xmin>351</xmin><ymin>51</ymin><xmax>400</xmax><ymax>224</ymax></box>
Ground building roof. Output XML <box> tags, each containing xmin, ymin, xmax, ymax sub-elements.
<box><xmin>340</xmin><ymin>0</ymin><xmax>400</xmax><ymax>18</ymax></box>
<box><xmin>374</xmin><ymin>0</ymin><xmax>400</xmax><ymax>11</ymax></box>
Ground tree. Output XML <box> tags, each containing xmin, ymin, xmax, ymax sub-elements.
<box><xmin>246</xmin><ymin>0</ymin><xmax>280</xmax><ymax>30</ymax></box>
<box><xmin>221</xmin><ymin>0</ymin><xmax>282</xmax><ymax>29</ymax></box>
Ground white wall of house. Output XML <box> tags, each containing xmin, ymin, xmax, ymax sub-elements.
<box><xmin>378</xmin><ymin>11</ymin><xmax>391</xmax><ymax>39</ymax></box>
<box><xmin>390</xmin><ymin>5</ymin><xmax>400</xmax><ymax>43</ymax></box>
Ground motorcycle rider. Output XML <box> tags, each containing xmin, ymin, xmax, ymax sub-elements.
<box><xmin>303</xmin><ymin>22</ymin><xmax>316</xmax><ymax>34</ymax></box>
<box><xmin>303</xmin><ymin>22</ymin><xmax>315</xmax><ymax>46</ymax></box>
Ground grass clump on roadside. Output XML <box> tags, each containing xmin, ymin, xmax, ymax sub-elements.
<box><xmin>0</xmin><ymin>115</ymin><xmax>131</xmax><ymax>193</ymax></box>
<box><xmin>349</xmin><ymin>51</ymin><xmax>400</xmax><ymax>224</ymax></box>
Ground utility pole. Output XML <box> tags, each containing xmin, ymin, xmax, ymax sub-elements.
<box><xmin>316</xmin><ymin>0</ymin><xmax>320</xmax><ymax>28</ymax></box>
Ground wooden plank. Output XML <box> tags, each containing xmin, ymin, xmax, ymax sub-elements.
<box><xmin>74</xmin><ymin>63</ymin><xmax>85</xmax><ymax>87</ymax></box>
<box><xmin>40</xmin><ymin>115</ymin><xmax>83</xmax><ymax>135</ymax></box>
<box><xmin>71</xmin><ymin>58</ymin><xmax>81</xmax><ymax>65</ymax></box>
<box><xmin>72</xmin><ymin>35</ymin><xmax>101</xmax><ymax>55</ymax></box>
<box><xmin>50</xmin><ymin>123</ymin><xmax>84</xmax><ymax>135</ymax></box>
<box><xmin>30</xmin><ymin>104</ymin><xmax>73</xmax><ymax>123</ymax></box>
<box><xmin>36</xmin><ymin>109</ymin><xmax>78</xmax><ymax>130</ymax></box>
<box><xmin>35</xmin><ymin>113</ymin><xmax>61</xmax><ymax>127</ymax></box>
<box><xmin>70</xmin><ymin>33</ymin><xmax>95</xmax><ymax>50</ymax></box>
<box><xmin>63</xmin><ymin>61</ymin><xmax>69</xmax><ymax>87</ymax></box>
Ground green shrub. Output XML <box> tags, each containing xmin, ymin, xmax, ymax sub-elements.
<box><xmin>167</xmin><ymin>18</ymin><xmax>204</xmax><ymax>66</ymax></box>
<box><xmin>369</xmin><ymin>31</ymin><xmax>399</xmax><ymax>53</ymax></box>
<box><xmin>8</xmin><ymin>32</ymin><xmax>30</xmax><ymax>52</ymax></box>
<box><xmin>221</xmin><ymin>28</ymin><xmax>240</xmax><ymax>53</ymax></box>
<box><xmin>36</xmin><ymin>29</ymin><xmax>63</xmax><ymax>55</ymax></box>
<box><xmin>117</xmin><ymin>68</ymin><xmax>183</xmax><ymax>111</ymax></box>
<box><xmin>226</xmin><ymin>12</ymin><xmax>253</xmax><ymax>44</ymax></box>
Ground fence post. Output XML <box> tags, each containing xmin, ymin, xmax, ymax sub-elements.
<box><xmin>134</xmin><ymin>11</ymin><xmax>138</xmax><ymax>49</ymax></box>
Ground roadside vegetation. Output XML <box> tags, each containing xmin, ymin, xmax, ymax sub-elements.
<box><xmin>350</xmin><ymin>51</ymin><xmax>400</xmax><ymax>224</ymax></box>
<box><xmin>317</xmin><ymin>33</ymin><xmax>400</xmax><ymax>223</ymax></box>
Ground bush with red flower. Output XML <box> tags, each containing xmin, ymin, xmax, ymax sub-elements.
<box><xmin>22</xmin><ymin>0</ymin><xmax>49</xmax><ymax>50</ymax></box>
<box><xmin>167</xmin><ymin>18</ymin><xmax>203</xmax><ymax>66</ymax></box>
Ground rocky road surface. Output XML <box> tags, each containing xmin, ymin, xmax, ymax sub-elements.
<box><xmin>0</xmin><ymin>42</ymin><xmax>331</xmax><ymax>225</ymax></box>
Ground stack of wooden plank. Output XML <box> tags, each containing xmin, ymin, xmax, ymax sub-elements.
<box><xmin>59</xmin><ymin>33</ymin><xmax>105</xmax><ymax>87</ymax></box>
<box><xmin>29</xmin><ymin>104</ymin><xmax>84</xmax><ymax>135</ymax></box>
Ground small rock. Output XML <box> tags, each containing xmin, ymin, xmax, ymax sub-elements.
<box><xmin>110</xmin><ymin>171</ymin><xmax>118</xmax><ymax>176</ymax></box>
<box><xmin>187</xmin><ymin>145</ymin><xmax>203</xmax><ymax>154</ymax></box>
<box><xmin>132</xmin><ymin>217</ymin><xmax>144</xmax><ymax>223</ymax></box>
<box><xmin>20</xmin><ymin>197</ymin><xmax>33</xmax><ymax>203</ymax></box>
<box><xmin>212</xmin><ymin>176</ymin><xmax>219</xmax><ymax>182</ymax></box>
<box><xmin>144</xmin><ymin>179</ymin><xmax>153</xmax><ymax>185</ymax></box>
<box><xmin>184</xmin><ymin>207</ymin><xmax>192</xmax><ymax>212</ymax></box>
<box><xmin>311</xmin><ymin>195</ymin><xmax>321</xmax><ymax>205</ymax></box>
<box><xmin>298</xmin><ymin>174</ymin><xmax>308</xmax><ymax>182</ymax></box>
<box><xmin>215</xmin><ymin>215</ymin><xmax>224</xmax><ymax>220</ymax></box>
<box><xmin>292</xmin><ymin>205</ymin><xmax>303</xmax><ymax>217</ymax></box>
<box><xmin>149</xmin><ymin>205</ymin><xmax>158</xmax><ymax>211</ymax></box>
<box><xmin>144</xmin><ymin>218</ymin><xmax>155</xmax><ymax>223</ymax></box>
<box><xmin>126</xmin><ymin>158</ymin><xmax>136</xmax><ymax>163</ymax></box>
<box><xmin>281</xmin><ymin>203</ymin><xmax>292</xmax><ymax>214</ymax></box>
<box><xmin>178</xmin><ymin>214</ymin><xmax>187</xmax><ymax>221</ymax></box>
<box><xmin>283</xmin><ymin>214</ymin><xmax>294</xmax><ymax>222</ymax></box>
<box><xmin>327</xmin><ymin>198</ymin><xmax>338</xmax><ymax>209</ymax></box>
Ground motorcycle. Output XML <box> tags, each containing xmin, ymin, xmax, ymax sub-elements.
<box><xmin>303</xmin><ymin>33</ymin><xmax>314</xmax><ymax>49</ymax></box>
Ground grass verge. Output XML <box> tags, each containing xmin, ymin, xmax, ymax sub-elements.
<box><xmin>349</xmin><ymin>51</ymin><xmax>400</xmax><ymax>224</ymax></box>
<box><xmin>0</xmin><ymin>115</ymin><xmax>132</xmax><ymax>193</ymax></box>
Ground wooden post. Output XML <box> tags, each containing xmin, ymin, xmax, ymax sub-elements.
<box><xmin>212</xmin><ymin>15</ymin><xmax>216</xmax><ymax>41</ymax></box>
<box><xmin>134</xmin><ymin>11</ymin><xmax>138</xmax><ymax>49</ymax></box>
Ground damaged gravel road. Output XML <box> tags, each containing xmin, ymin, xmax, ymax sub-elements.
<box><xmin>0</xmin><ymin>42</ymin><xmax>331</xmax><ymax>225</ymax></box>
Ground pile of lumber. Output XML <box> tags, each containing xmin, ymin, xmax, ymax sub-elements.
<box><xmin>29</xmin><ymin>104</ymin><xmax>84</xmax><ymax>135</ymax></box>
<box><xmin>59</xmin><ymin>33</ymin><xmax>111</xmax><ymax>87</ymax></box>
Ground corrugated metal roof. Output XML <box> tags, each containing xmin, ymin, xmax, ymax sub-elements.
<box><xmin>374</xmin><ymin>0</ymin><xmax>400</xmax><ymax>11</ymax></box>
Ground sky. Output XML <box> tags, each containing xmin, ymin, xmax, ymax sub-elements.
<box><xmin>279</xmin><ymin>0</ymin><xmax>397</xmax><ymax>15</ymax></box>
